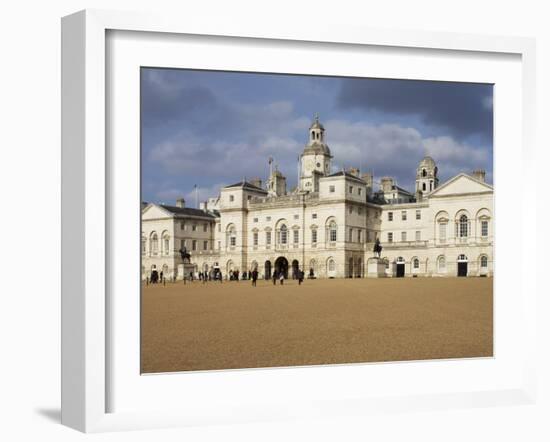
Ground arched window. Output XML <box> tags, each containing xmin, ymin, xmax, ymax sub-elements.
<box><xmin>459</xmin><ymin>215</ymin><xmax>468</xmax><ymax>237</ymax></box>
<box><xmin>413</xmin><ymin>258</ymin><xmax>419</xmax><ymax>269</ymax></box>
<box><xmin>150</xmin><ymin>232</ymin><xmax>158</xmax><ymax>255</ymax></box>
<box><xmin>329</xmin><ymin>221</ymin><xmax>337</xmax><ymax>242</ymax></box>
<box><xmin>422</xmin><ymin>169</ymin><xmax>427</xmax><ymax>177</ymax></box>
<box><xmin>396</xmin><ymin>256</ymin><xmax>405</xmax><ymax>263</ymax></box>
<box><xmin>422</xmin><ymin>182</ymin><xmax>426</xmax><ymax>191</ymax></box>
<box><xmin>480</xmin><ymin>255</ymin><xmax>488</xmax><ymax>268</ymax></box>
<box><xmin>328</xmin><ymin>259</ymin><xmax>336</xmax><ymax>272</ymax></box>
<box><xmin>162</xmin><ymin>232</ymin><xmax>170</xmax><ymax>255</ymax></box>
<box><xmin>279</xmin><ymin>224</ymin><xmax>288</xmax><ymax>244</ymax></box>
<box><xmin>437</xmin><ymin>256</ymin><xmax>446</xmax><ymax>273</ymax></box>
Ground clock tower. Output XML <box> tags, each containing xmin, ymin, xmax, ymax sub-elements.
<box><xmin>299</xmin><ymin>114</ymin><xmax>332</xmax><ymax>192</ymax></box>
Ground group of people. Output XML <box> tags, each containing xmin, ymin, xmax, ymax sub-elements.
<box><xmin>146</xmin><ymin>269</ymin><xmax>165</xmax><ymax>286</ymax></box>
<box><xmin>271</xmin><ymin>269</ymin><xmax>305</xmax><ymax>285</ymax></box>
<box><xmin>146</xmin><ymin>266</ymin><xmax>312</xmax><ymax>286</ymax></box>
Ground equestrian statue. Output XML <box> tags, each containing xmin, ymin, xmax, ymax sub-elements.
<box><xmin>373</xmin><ymin>238</ymin><xmax>383</xmax><ymax>258</ymax></box>
<box><xmin>179</xmin><ymin>246</ymin><xmax>191</xmax><ymax>263</ymax></box>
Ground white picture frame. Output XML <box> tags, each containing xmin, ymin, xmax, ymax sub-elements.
<box><xmin>61</xmin><ymin>9</ymin><xmax>537</xmax><ymax>433</ymax></box>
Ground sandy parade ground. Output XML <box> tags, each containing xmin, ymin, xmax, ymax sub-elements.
<box><xmin>141</xmin><ymin>277</ymin><xmax>493</xmax><ymax>373</ymax></box>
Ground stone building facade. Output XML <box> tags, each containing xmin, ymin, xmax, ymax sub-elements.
<box><xmin>141</xmin><ymin>117</ymin><xmax>493</xmax><ymax>280</ymax></box>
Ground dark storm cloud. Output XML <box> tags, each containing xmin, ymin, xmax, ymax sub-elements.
<box><xmin>141</xmin><ymin>79</ymin><xmax>218</xmax><ymax>127</ymax></box>
<box><xmin>337</xmin><ymin>78</ymin><xmax>493</xmax><ymax>141</ymax></box>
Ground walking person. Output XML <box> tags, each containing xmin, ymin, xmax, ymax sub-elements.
<box><xmin>279</xmin><ymin>271</ymin><xmax>284</xmax><ymax>285</ymax></box>
<box><xmin>272</xmin><ymin>269</ymin><xmax>277</xmax><ymax>285</ymax></box>
<box><xmin>298</xmin><ymin>269</ymin><xmax>304</xmax><ymax>285</ymax></box>
<box><xmin>251</xmin><ymin>268</ymin><xmax>258</xmax><ymax>287</ymax></box>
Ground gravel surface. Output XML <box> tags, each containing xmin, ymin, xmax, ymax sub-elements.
<box><xmin>141</xmin><ymin>277</ymin><xmax>493</xmax><ymax>373</ymax></box>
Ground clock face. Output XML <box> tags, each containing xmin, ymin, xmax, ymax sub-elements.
<box><xmin>316</xmin><ymin>162</ymin><xmax>321</xmax><ymax>168</ymax></box>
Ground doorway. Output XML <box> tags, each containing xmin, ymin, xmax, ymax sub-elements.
<box><xmin>274</xmin><ymin>256</ymin><xmax>289</xmax><ymax>278</ymax></box>
<box><xmin>457</xmin><ymin>254</ymin><xmax>468</xmax><ymax>277</ymax></box>
<box><xmin>395</xmin><ymin>257</ymin><xmax>405</xmax><ymax>278</ymax></box>
<box><xmin>264</xmin><ymin>260</ymin><xmax>272</xmax><ymax>280</ymax></box>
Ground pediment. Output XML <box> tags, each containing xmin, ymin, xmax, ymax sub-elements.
<box><xmin>142</xmin><ymin>204</ymin><xmax>174</xmax><ymax>220</ymax></box>
<box><xmin>429</xmin><ymin>173</ymin><xmax>493</xmax><ymax>198</ymax></box>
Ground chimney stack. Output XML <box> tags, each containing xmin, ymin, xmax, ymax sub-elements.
<box><xmin>176</xmin><ymin>198</ymin><xmax>186</xmax><ymax>208</ymax></box>
<box><xmin>472</xmin><ymin>169</ymin><xmax>486</xmax><ymax>183</ymax></box>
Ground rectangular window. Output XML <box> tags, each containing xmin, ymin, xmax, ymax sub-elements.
<box><xmin>349</xmin><ymin>228</ymin><xmax>353</xmax><ymax>242</ymax></box>
<box><xmin>388</xmin><ymin>212</ymin><xmax>393</xmax><ymax>221</ymax></box>
<box><xmin>312</xmin><ymin>213</ymin><xmax>317</xmax><ymax>219</ymax></box>
<box><xmin>180</xmin><ymin>222</ymin><xmax>186</xmax><ymax>230</ymax></box>
<box><xmin>218</xmin><ymin>224</ymin><xmax>221</xmax><ymax>232</ymax></box>
<box><xmin>141</xmin><ymin>239</ymin><xmax>146</xmax><ymax>255</ymax></box>
<box><xmin>330</xmin><ymin>228</ymin><xmax>337</xmax><ymax>242</ymax></box>
<box><xmin>416</xmin><ymin>210</ymin><xmax>421</xmax><ymax>220</ymax></box>
<box><xmin>253</xmin><ymin>232</ymin><xmax>258</xmax><ymax>246</ymax></box>
<box><xmin>181</xmin><ymin>239</ymin><xmax>186</xmax><ymax>249</ymax></box>
<box><xmin>358</xmin><ymin>188</ymin><xmax>362</xmax><ymax>196</ymax></box>
<box><xmin>266</xmin><ymin>216</ymin><xmax>271</xmax><ymax>221</ymax></box>
<box><xmin>293</xmin><ymin>229</ymin><xmax>299</xmax><ymax>244</ymax></box>
<box><xmin>388</xmin><ymin>232</ymin><xmax>393</xmax><ymax>242</ymax></box>
<box><xmin>358</xmin><ymin>230</ymin><xmax>362</xmax><ymax>243</ymax></box>
<box><xmin>481</xmin><ymin>220</ymin><xmax>488</xmax><ymax>237</ymax></box>
<box><xmin>312</xmin><ymin>229</ymin><xmax>317</xmax><ymax>243</ymax></box>
<box><xmin>401</xmin><ymin>231</ymin><xmax>407</xmax><ymax>242</ymax></box>
<box><xmin>253</xmin><ymin>218</ymin><xmax>258</xmax><ymax>223</ymax></box>
<box><xmin>439</xmin><ymin>223</ymin><xmax>447</xmax><ymax>240</ymax></box>
<box><xmin>349</xmin><ymin>206</ymin><xmax>353</xmax><ymax>214</ymax></box>
<box><xmin>329</xmin><ymin>185</ymin><xmax>335</xmax><ymax>193</ymax></box>
<box><xmin>401</xmin><ymin>211</ymin><xmax>407</xmax><ymax>221</ymax></box>
<box><xmin>415</xmin><ymin>231</ymin><xmax>421</xmax><ymax>241</ymax></box>
<box><xmin>229</xmin><ymin>195</ymin><xmax>234</xmax><ymax>202</ymax></box>
<box><xmin>349</xmin><ymin>186</ymin><xmax>353</xmax><ymax>193</ymax></box>
<box><xmin>203</xmin><ymin>240</ymin><xmax>208</xmax><ymax>250</ymax></box>
<box><xmin>192</xmin><ymin>224</ymin><xmax>197</xmax><ymax>231</ymax></box>
<box><xmin>203</xmin><ymin>223</ymin><xmax>208</xmax><ymax>232</ymax></box>
<box><xmin>294</xmin><ymin>214</ymin><xmax>299</xmax><ymax>220</ymax></box>
<box><xmin>192</xmin><ymin>240</ymin><xmax>197</xmax><ymax>250</ymax></box>
<box><xmin>230</xmin><ymin>236</ymin><xmax>236</xmax><ymax>247</ymax></box>
<box><xmin>218</xmin><ymin>240</ymin><xmax>221</xmax><ymax>250</ymax></box>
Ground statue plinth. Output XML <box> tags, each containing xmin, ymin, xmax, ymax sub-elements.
<box><xmin>177</xmin><ymin>262</ymin><xmax>196</xmax><ymax>280</ymax></box>
<box><xmin>367</xmin><ymin>257</ymin><xmax>387</xmax><ymax>278</ymax></box>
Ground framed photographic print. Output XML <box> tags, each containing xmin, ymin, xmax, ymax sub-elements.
<box><xmin>61</xmin><ymin>9</ymin><xmax>537</xmax><ymax>433</ymax></box>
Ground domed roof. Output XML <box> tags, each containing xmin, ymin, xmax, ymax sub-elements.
<box><xmin>309</xmin><ymin>113</ymin><xmax>325</xmax><ymax>130</ymax></box>
<box><xmin>303</xmin><ymin>141</ymin><xmax>331</xmax><ymax>157</ymax></box>
<box><xmin>418</xmin><ymin>155</ymin><xmax>436</xmax><ymax>168</ymax></box>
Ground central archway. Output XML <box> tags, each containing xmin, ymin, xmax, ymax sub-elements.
<box><xmin>291</xmin><ymin>259</ymin><xmax>299</xmax><ymax>279</ymax></box>
<box><xmin>274</xmin><ymin>256</ymin><xmax>289</xmax><ymax>278</ymax></box>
